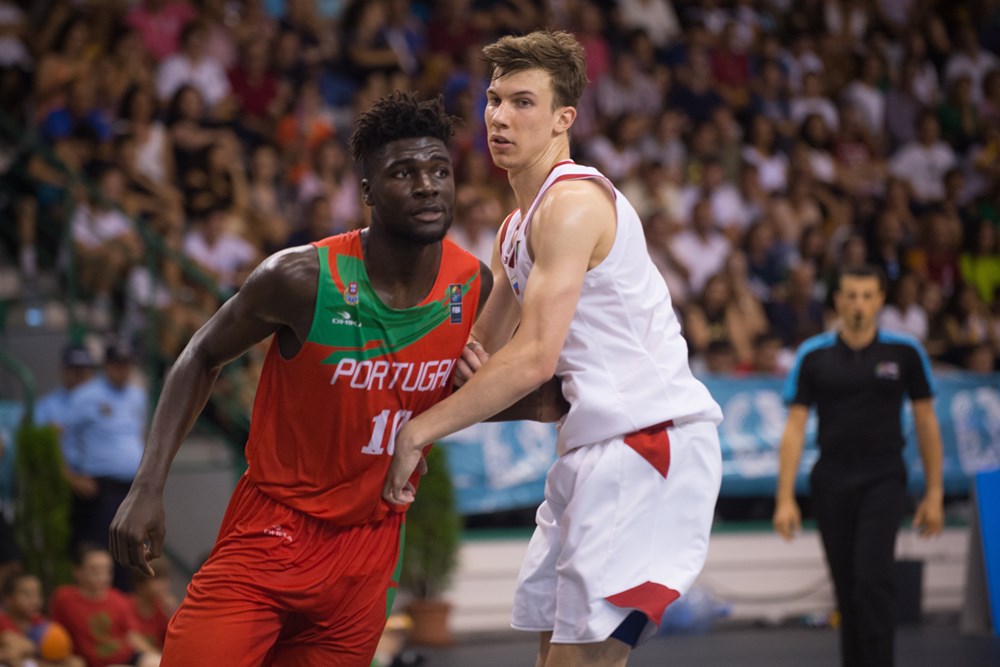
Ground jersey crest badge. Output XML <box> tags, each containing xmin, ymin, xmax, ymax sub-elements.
<box><xmin>344</xmin><ymin>281</ymin><xmax>359</xmax><ymax>305</ymax></box>
<box><xmin>449</xmin><ymin>284</ymin><xmax>463</xmax><ymax>323</ymax></box>
<box><xmin>875</xmin><ymin>361</ymin><xmax>900</xmax><ymax>380</ymax></box>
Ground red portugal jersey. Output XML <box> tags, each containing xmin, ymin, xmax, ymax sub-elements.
<box><xmin>244</xmin><ymin>230</ymin><xmax>482</xmax><ymax>524</ymax></box>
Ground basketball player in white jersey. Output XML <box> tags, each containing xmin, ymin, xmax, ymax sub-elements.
<box><xmin>385</xmin><ymin>30</ymin><xmax>723</xmax><ymax>667</ymax></box>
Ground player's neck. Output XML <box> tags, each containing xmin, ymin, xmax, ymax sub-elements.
<box><xmin>362</xmin><ymin>228</ymin><xmax>442</xmax><ymax>309</ymax></box>
<box><xmin>508</xmin><ymin>141</ymin><xmax>571</xmax><ymax>214</ymax></box>
<box><xmin>839</xmin><ymin>325</ymin><xmax>877</xmax><ymax>349</ymax></box>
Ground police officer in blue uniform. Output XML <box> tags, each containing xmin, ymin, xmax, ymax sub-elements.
<box><xmin>62</xmin><ymin>338</ymin><xmax>147</xmax><ymax>590</ymax></box>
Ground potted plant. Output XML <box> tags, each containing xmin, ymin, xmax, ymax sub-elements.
<box><xmin>14</xmin><ymin>422</ymin><xmax>73</xmax><ymax>595</ymax></box>
<box><xmin>399</xmin><ymin>445</ymin><xmax>461</xmax><ymax>646</ymax></box>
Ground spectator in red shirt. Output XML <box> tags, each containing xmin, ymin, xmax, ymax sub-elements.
<box><xmin>0</xmin><ymin>572</ymin><xmax>84</xmax><ymax>667</ymax></box>
<box><xmin>711</xmin><ymin>22</ymin><xmax>752</xmax><ymax>112</ymax></box>
<box><xmin>49</xmin><ymin>544</ymin><xmax>161</xmax><ymax>667</ymax></box>
<box><xmin>128</xmin><ymin>561</ymin><xmax>176</xmax><ymax>651</ymax></box>
<box><xmin>228</xmin><ymin>39</ymin><xmax>284</xmax><ymax>144</ymax></box>
<box><xmin>126</xmin><ymin>0</ymin><xmax>197</xmax><ymax>62</ymax></box>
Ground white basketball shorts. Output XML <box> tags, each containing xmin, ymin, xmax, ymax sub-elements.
<box><xmin>510</xmin><ymin>419</ymin><xmax>722</xmax><ymax>645</ymax></box>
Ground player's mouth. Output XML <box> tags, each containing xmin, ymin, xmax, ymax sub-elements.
<box><xmin>490</xmin><ymin>134</ymin><xmax>513</xmax><ymax>150</ymax></box>
<box><xmin>412</xmin><ymin>205</ymin><xmax>446</xmax><ymax>222</ymax></box>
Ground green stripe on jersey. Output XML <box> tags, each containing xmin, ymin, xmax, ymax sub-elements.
<box><xmin>310</xmin><ymin>250</ymin><xmax>475</xmax><ymax>365</ymax></box>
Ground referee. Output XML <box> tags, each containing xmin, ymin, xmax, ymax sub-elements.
<box><xmin>773</xmin><ymin>265</ymin><xmax>944</xmax><ymax>667</ymax></box>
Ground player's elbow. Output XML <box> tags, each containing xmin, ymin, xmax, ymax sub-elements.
<box><xmin>523</xmin><ymin>346</ymin><xmax>560</xmax><ymax>388</ymax></box>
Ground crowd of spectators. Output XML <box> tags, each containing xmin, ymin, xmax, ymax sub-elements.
<box><xmin>2</xmin><ymin>0</ymin><xmax>1000</xmax><ymax>398</ymax></box>
<box><xmin>2</xmin><ymin>3</ymin><xmax>999</xmax><ymax>661</ymax></box>
<box><xmin>0</xmin><ymin>546</ymin><xmax>171</xmax><ymax>667</ymax></box>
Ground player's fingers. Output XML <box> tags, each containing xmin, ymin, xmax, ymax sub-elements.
<box><xmin>148</xmin><ymin>521</ymin><xmax>166</xmax><ymax>559</ymax></box>
<box><xmin>454</xmin><ymin>358</ymin><xmax>474</xmax><ymax>387</ymax></box>
<box><xmin>466</xmin><ymin>341</ymin><xmax>490</xmax><ymax>364</ymax></box>
<box><xmin>139</xmin><ymin>542</ymin><xmax>155</xmax><ymax>577</ymax></box>
<box><xmin>109</xmin><ymin>526</ymin><xmax>124</xmax><ymax>565</ymax></box>
<box><xmin>383</xmin><ymin>479</ymin><xmax>405</xmax><ymax>505</ymax></box>
<box><xmin>399</xmin><ymin>481</ymin><xmax>417</xmax><ymax>504</ymax></box>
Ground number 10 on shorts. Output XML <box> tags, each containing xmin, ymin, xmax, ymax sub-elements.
<box><xmin>360</xmin><ymin>409</ymin><xmax>413</xmax><ymax>456</ymax></box>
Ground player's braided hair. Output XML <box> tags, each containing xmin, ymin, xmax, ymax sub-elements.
<box><xmin>348</xmin><ymin>91</ymin><xmax>458</xmax><ymax>176</ymax></box>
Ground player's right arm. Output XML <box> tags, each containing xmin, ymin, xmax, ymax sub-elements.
<box><xmin>773</xmin><ymin>404</ymin><xmax>809</xmax><ymax>541</ymax></box>
<box><xmin>110</xmin><ymin>245</ymin><xmax>318</xmax><ymax>575</ymax></box>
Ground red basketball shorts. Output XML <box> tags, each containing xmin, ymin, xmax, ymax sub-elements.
<box><xmin>162</xmin><ymin>475</ymin><xmax>403</xmax><ymax>667</ymax></box>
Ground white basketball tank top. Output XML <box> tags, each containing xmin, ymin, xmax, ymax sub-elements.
<box><xmin>500</xmin><ymin>161</ymin><xmax>723</xmax><ymax>454</ymax></box>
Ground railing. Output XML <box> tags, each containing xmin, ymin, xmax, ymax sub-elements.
<box><xmin>0</xmin><ymin>346</ymin><xmax>35</xmax><ymax>423</ymax></box>
<box><xmin>0</xmin><ymin>110</ymin><xmax>250</xmax><ymax>465</ymax></box>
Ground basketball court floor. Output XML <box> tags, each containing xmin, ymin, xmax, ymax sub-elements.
<box><xmin>410</xmin><ymin>618</ymin><xmax>1000</xmax><ymax>666</ymax></box>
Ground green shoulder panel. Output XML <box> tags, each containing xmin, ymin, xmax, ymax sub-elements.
<box><xmin>309</xmin><ymin>249</ymin><xmax>477</xmax><ymax>365</ymax></box>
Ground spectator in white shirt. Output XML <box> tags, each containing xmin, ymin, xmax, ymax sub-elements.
<box><xmin>901</xmin><ymin>29</ymin><xmax>940</xmax><ymax>106</ymax></box>
<box><xmin>781</xmin><ymin>33</ymin><xmax>824</xmax><ymax>94</ymax></box>
<box><xmin>680</xmin><ymin>159</ymin><xmax>744</xmax><ymax>236</ymax></box>
<box><xmin>880</xmin><ymin>272</ymin><xmax>929</xmax><ymax>341</ymax></box>
<box><xmin>586</xmin><ymin>112</ymin><xmax>646</xmax><ymax>183</ymax></box>
<box><xmin>670</xmin><ymin>198</ymin><xmax>732</xmax><ymax>295</ymax></box>
<box><xmin>70</xmin><ymin>163</ymin><xmax>143</xmax><ymax>331</ymax></box>
<box><xmin>182</xmin><ymin>205</ymin><xmax>260</xmax><ymax>294</ymax></box>
<box><xmin>595</xmin><ymin>51</ymin><xmax>662</xmax><ymax>119</ymax></box>
<box><xmin>889</xmin><ymin>110</ymin><xmax>957</xmax><ymax>205</ymax></box>
<box><xmin>156</xmin><ymin>22</ymin><xmax>232</xmax><ymax>114</ymax></box>
<box><xmin>641</xmin><ymin>108</ymin><xmax>687</xmax><ymax>171</ymax></box>
<box><xmin>945</xmin><ymin>23</ymin><xmax>999</xmax><ymax>104</ymax></box>
<box><xmin>885</xmin><ymin>57</ymin><xmax>925</xmax><ymax>151</ymax></box>
<box><xmin>790</xmin><ymin>71</ymin><xmax>839</xmax><ymax>132</ymax></box>
<box><xmin>842</xmin><ymin>52</ymin><xmax>886</xmax><ymax>139</ymax></box>
<box><xmin>615</xmin><ymin>0</ymin><xmax>682</xmax><ymax>50</ymax></box>
<box><xmin>447</xmin><ymin>185</ymin><xmax>502</xmax><ymax>265</ymax></box>
<box><xmin>742</xmin><ymin>114</ymin><xmax>788</xmax><ymax>193</ymax></box>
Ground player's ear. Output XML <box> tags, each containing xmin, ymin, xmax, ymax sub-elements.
<box><xmin>555</xmin><ymin>105</ymin><xmax>576</xmax><ymax>134</ymax></box>
<box><xmin>361</xmin><ymin>179</ymin><xmax>373</xmax><ymax>206</ymax></box>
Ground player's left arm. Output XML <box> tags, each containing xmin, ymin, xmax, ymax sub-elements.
<box><xmin>458</xmin><ymin>258</ymin><xmax>568</xmax><ymax>422</ymax></box>
<box><xmin>911</xmin><ymin>397</ymin><xmax>944</xmax><ymax>537</ymax></box>
<box><xmin>385</xmin><ymin>182</ymin><xmax>613</xmax><ymax>503</ymax></box>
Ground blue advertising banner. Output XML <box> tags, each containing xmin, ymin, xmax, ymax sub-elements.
<box><xmin>440</xmin><ymin>373</ymin><xmax>1000</xmax><ymax>515</ymax></box>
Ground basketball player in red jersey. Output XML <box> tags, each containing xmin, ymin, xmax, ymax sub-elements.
<box><xmin>110</xmin><ymin>92</ymin><xmax>562</xmax><ymax>666</ymax></box>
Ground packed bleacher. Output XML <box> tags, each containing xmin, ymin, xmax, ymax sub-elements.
<box><xmin>3</xmin><ymin>0</ymin><xmax>1000</xmax><ymax>383</ymax></box>
<box><xmin>0</xmin><ymin>1</ymin><xmax>999</xmax><ymax>662</ymax></box>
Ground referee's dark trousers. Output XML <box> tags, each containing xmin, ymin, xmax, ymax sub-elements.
<box><xmin>810</xmin><ymin>455</ymin><xmax>908</xmax><ymax>667</ymax></box>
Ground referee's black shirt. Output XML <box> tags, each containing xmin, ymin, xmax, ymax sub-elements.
<box><xmin>783</xmin><ymin>330</ymin><xmax>934</xmax><ymax>462</ymax></box>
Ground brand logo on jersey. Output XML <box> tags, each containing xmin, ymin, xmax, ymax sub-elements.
<box><xmin>448</xmin><ymin>283</ymin><xmax>463</xmax><ymax>324</ymax></box>
<box><xmin>344</xmin><ymin>281</ymin><xmax>359</xmax><ymax>305</ymax></box>
<box><xmin>263</xmin><ymin>524</ymin><xmax>294</xmax><ymax>544</ymax></box>
<box><xmin>875</xmin><ymin>361</ymin><xmax>900</xmax><ymax>380</ymax></box>
<box><xmin>331</xmin><ymin>310</ymin><xmax>362</xmax><ymax>328</ymax></box>
<box><xmin>330</xmin><ymin>358</ymin><xmax>456</xmax><ymax>392</ymax></box>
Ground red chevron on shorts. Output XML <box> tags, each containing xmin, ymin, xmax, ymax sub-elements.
<box><xmin>623</xmin><ymin>421</ymin><xmax>673</xmax><ymax>478</ymax></box>
<box><xmin>605</xmin><ymin>581</ymin><xmax>680</xmax><ymax>626</ymax></box>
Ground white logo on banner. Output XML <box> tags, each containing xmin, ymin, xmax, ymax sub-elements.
<box><xmin>950</xmin><ymin>387</ymin><xmax>1000</xmax><ymax>473</ymax></box>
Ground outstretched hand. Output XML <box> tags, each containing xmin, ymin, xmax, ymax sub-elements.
<box><xmin>383</xmin><ymin>427</ymin><xmax>429</xmax><ymax>505</ymax></box>
<box><xmin>109</xmin><ymin>486</ymin><xmax>165</xmax><ymax>577</ymax></box>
